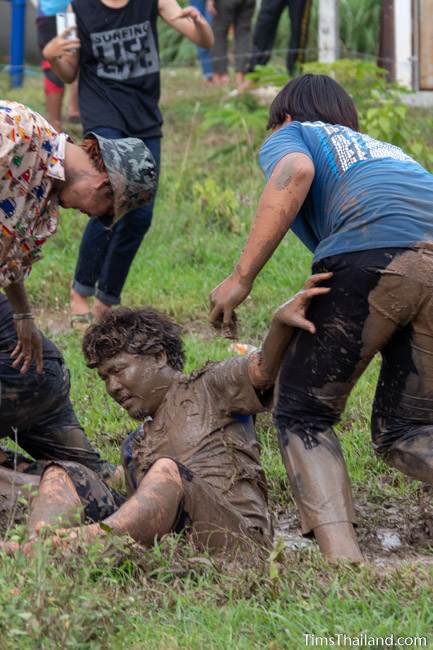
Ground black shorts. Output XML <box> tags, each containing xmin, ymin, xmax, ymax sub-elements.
<box><xmin>36</xmin><ymin>16</ymin><xmax>65</xmax><ymax>90</ymax></box>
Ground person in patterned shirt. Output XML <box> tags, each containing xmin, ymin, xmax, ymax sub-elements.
<box><xmin>0</xmin><ymin>100</ymin><xmax>156</xmax><ymax>374</ymax></box>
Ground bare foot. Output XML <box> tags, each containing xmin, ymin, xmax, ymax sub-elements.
<box><xmin>53</xmin><ymin>523</ymin><xmax>104</xmax><ymax>547</ymax></box>
<box><xmin>313</xmin><ymin>521</ymin><xmax>364</xmax><ymax>564</ymax></box>
<box><xmin>0</xmin><ymin>523</ymin><xmax>105</xmax><ymax>556</ymax></box>
<box><xmin>70</xmin><ymin>288</ymin><xmax>91</xmax><ymax>317</ymax></box>
<box><xmin>214</xmin><ymin>74</ymin><xmax>229</xmax><ymax>86</ymax></box>
<box><xmin>236</xmin><ymin>78</ymin><xmax>253</xmax><ymax>93</ymax></box>
<box><xmin>92</xmin><ymin>298</ymin><xmax>112</xmax><ymax>323</ymax></box>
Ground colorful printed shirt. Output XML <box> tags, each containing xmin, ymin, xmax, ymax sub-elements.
<box><xmin>0</xmin><ymin>101</ymin><xmax>66</xmax><ymax>288</ymax></box>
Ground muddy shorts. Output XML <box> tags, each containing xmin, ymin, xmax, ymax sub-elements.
<box><xmin>46</xmin><ymin>460</ymin><xmax>271</xmax><ymax>552</ymax></box>
<box><xmin>173</xmin><ymin>462</ymin><xmax>272</xmax><ymax>552</ymax></box>
<box><xmin>0</xmin><ymin>358</ymin><xmax>113</xmax><ymax>479</ymax></box>
<box><xmin>275</xmin><ymin>246</ymin><xmax>433</xmax><ymax>533</ymax></box>
<box><xmin>42</xmin><ymin>461</ymin><xmax>126</xmax><ymax>523</ymax></box>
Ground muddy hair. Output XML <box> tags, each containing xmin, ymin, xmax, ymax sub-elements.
<box><xmin>83</xmin><ymin>307</ymin><xmax>185</xmax><ymax>371</ymax></box>
<box><xmin>267</xmin><ymin>74</ymin><xmax>359</xmax><ymax>131</ymax></box>
<box><xmin>79</xmin><ymin>136</ymin><xmax>107</xmax><ymax>174</ymax></box>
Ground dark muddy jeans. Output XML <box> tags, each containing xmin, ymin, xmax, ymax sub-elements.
<box><xmin>0</xmin><ymin>358</ymin><xmax>111</xmax><ymax>478</ymax></box>
<box><xmin>275</xmin><ymin>247</ymin><xmax>433</xmax><ymax>534</ymax></box>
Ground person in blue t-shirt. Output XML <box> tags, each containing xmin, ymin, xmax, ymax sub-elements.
<box><xmin>209</xmin><ymin>73</ymin><xmax>433</xmax><ymax>563</ymax></box>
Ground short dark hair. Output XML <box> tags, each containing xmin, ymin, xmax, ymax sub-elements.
<box><xmin>267</xmin><ymin>74</ymin><xmax>359</xmax><ymax>131</ymax></box>
<box><xmin>82</xmin><ymin>307</ymin><xmax>185</xmax><ymax>371</ymax></box>
<box><xmin>80</xmin><ymin>136</ymin><xmax>107</xmax><ymax>174</ymax></box>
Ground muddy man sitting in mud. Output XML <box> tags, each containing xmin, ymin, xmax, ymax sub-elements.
<box><xmin>3</xmin><ymin>275</ymin><xmax>328</xmax><ymax>554</ymax></box>
<box><xmin>210</xmin><ymin>73</ymin><xmax>433</xmax><ymax>563</ymax></box>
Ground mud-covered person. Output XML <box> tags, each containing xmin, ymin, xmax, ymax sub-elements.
<box><xmin>0</xmin><ymin>100</ymin><xmax>156</xmax><ymax>372</ymax></box>
<box><xmin>4</xmin><ymin>274</ymin><xmax>330</xmax><ymax>554</ymax></box>
<box><xmin>0</xmin><ymin>292</ymin><xmax>114</xmax><ymax>494</ymax></box>
<box><xmin>210</xmin><ymin>73</ymin><xmax>433</xmax><ymax>563</ymax></box>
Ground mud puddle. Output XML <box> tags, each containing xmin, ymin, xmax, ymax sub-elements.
<box><xmin>275</xmin><ymin>491</ymin><xmax>433</xmax><ymax>565</ymax></box>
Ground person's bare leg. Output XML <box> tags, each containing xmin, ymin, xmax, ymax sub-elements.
<box><xmin>45</xmin><ymin>91</ymin><xmax>64</xmax><ymax>132</ymax></box>
<box><xmin>92</xmin><ymin>298</ymin><xmax>112</xmax><ymax>323</ymax></box>
<box><xmin>28</xmin><ymin>466</ymin><xmax>82</xmax><ymax>537</ymax></box>
<box><xmin>102</xmin><ymin>458</ymin><xmax>183</xmax><ymax>545</ymax></box>
<box><xmin>67</xmin><ymin>78</ymin><xmax>80</xmax><ymax>120</ymax></box>
<box><xmin>314</xmin><ymin>522</ymin><xmax>364</xmax><ymax>563</ymax></box>
<box><xmin>214</xmin><ymin>73</ymin><xmax>230</xmax><ymax>86</ymax></box>
<box><xmin>70</xmin><ymin>288</ymin><xmax>91</xmax><ymax>317</ymax></box>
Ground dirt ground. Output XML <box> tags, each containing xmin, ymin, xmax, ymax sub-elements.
<box><xmin>276</xmin><ymin>488</ymin><xmax>433</xmax><ymax>566</ymax></box>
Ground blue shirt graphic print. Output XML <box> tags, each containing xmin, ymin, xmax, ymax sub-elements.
<box><xmin>259</xmin><ymin>121</ymin><xmax>433</xmax><ymax>262</ymax></box>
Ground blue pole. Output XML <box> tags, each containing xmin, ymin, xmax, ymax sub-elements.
<box><xmin>9</xmin><ymin>0</ymin><xmax>27</xmax><ymax>88</ymax></box>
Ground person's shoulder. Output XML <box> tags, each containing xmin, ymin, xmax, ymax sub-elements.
<box><xmin>0</xmin><ymin>101</ymin><xmax>52</xmax><ymax>137</ymax></box>
<box><xmin>181</xmin><ymin>357</ymin><xmax>248</xmax><ymax>389</ymax></box>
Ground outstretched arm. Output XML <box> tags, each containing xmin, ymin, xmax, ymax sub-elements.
<box><xmin>248</xmin><ymin>273</ymin><xmax>332</xmax><ymax>389</ymax></box>
<box><xmin>210</xmin><ymin>152</ymin><xmax>314</xmax><ymax>337</ymax></box>
<box><xmin>158</xmin><ymin>0</ymin><xmax>214</xmax><ymax>48</ymax></box>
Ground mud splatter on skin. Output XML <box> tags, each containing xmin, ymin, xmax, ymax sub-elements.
<box><xmin>28</xmin><ymin>465</ymin><xmax>82</xmax><ymax>535</ymax></box>
<box><xmin>103</xmin><ymin>459</ymin><xmax>183</xmax><ymax>545</ymax></box>
<box><xmin>274</xmin><ymin>154</ymin><xmax>313</xmax><ymax>192</ymax></box>
<box><xmin>97</xmin><ymin>351</ymin><xmax>178</xmax><ymax>420</ymax></box>
<box><xmin>275</xmin><ymin>485</ymin><xmax>433</xmax><ymax>561</ymax></box>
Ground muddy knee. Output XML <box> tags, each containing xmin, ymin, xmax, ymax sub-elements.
<box><xmin>145</xmin><ymin>458</ymin><xmax>183</xmax><ymax>487</ymax></box>
<box><xmin>29</xmin><ymin>465</ymin><xmax>83</xmax><ymax>534</ymax></box>
<box><xmin>379</xmin><ymin>435</ymin><xmax>433</xmax><ymax>485</ymax></box>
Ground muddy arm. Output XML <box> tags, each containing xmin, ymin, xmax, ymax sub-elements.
<box><xmin>248</xmin><ymin>273</ymin><xmax>332</xmax><ymax>389</ymax></box>
<box><xmin>209</xmin><ymin>153</ymin><xmax>314</xmax><ymax>334</ymax></box>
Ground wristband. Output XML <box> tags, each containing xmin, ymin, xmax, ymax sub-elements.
<box><xmin>13</xmin><ymin>313</ymin><xmax>34</xmax><ymax>321</ymax></box>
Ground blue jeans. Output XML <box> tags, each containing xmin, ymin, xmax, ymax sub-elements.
<box><xmin>189</xmin><ymin>0</ymin><xmax>213</xmax><ymax>78</ymax></box>
<box><xmin>73</xmin><ymin>128</ymin><xmax>161</xmax><ymax>305</ymax></box>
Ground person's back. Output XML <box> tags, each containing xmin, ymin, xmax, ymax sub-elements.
<box><xmin>260</xmin><ymin>120</ymin><xmax>433</xmax><ymax>262</ymax></box>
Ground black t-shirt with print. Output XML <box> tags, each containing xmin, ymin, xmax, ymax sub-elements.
<box><xmin>72</xmin><ymin>0</ymin><xmax>162</xmax><ymax>138</ymax></box>
<box><xmin>0</xmin><ymin>294</ymin><xmax>61</xmax><ymax>360</ymax></box>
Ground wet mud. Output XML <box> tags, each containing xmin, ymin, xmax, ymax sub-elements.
<box><xmin>276</xmin><ymin>487</ymin><xmax>433</xmax><ymax>564</ymax></box>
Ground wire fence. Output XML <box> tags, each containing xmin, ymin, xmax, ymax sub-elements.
<box><xmin>0</xmin><ymin>44</ymin><xmax>419</xmax><ymax>81</ymax></box>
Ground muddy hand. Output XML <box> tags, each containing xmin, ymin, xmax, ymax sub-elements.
<box><xmin>273</xmin><ymin>272</ymin><xmax>333</xmax><ymax>334</ymax></box>
<box><xmin>11</xmin><ymin>319</ymin><xmax>44</xmax><ymax>374</ymax></box>
<box><xmin>209</xmin><ymin>273</ymin><xmax>252</xmax><ymax>339</ymax></box>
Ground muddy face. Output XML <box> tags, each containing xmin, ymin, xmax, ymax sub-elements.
<box><xmin>97</xmin><ymin>351</ymin><xmax>173</xmax><ymax>419</ymax></box>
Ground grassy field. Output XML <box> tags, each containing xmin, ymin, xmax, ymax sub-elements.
<box><xmin>0</xmin><ymin>68</ymin><xmax>433</xmax><ymax>649</ymax></box>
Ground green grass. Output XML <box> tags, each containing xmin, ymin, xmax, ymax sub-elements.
<box><xmin>1</xmin><ymin>69</ymin><xmax>433</xmax><ymax>649</ymax></box>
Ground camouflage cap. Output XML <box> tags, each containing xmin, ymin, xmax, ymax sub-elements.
<box><xmin>88</xmin><ymin>133</ymin><xmax>157</xmax><ymax>222</ymax></box>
